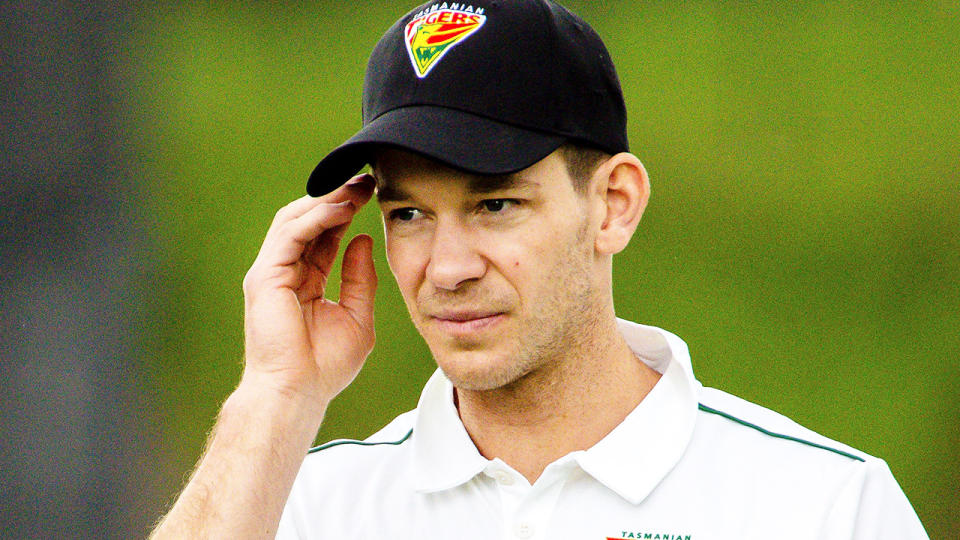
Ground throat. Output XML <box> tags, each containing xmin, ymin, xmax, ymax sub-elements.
<box><xmin>454</xmin><ymin>338</ymin><xmax>661</xmax><ymax>484</ymax></box>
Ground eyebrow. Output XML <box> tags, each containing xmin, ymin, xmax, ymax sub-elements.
<box><xmin>375</xmin><ymin>173</ymin><xmax>539</xmax><ymax>203</ymax></box>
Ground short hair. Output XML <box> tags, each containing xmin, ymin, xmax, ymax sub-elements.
<box><xmin>558</xmin><ymin>143</ymin><xmax>611</xmax><ymax>194</ymax></box>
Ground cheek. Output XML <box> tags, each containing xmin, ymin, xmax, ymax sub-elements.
<box><xmin>385</xmin><ymin>237</ymin><xmax>424</xmax><ymax>299</ymax></box>
<box><xmin>518</xmin><ymin>221</ymin><xmax>593</xmax><ymax>294</ymax></box>
<box><xmin>490</xmin><ymin>241</ymin><xmax>526</xmax><ymax>271</ymax></box>
<box><xmin>493</xmin><ymin>241</ymin><xmax>551</xmax><ymax>293</ymax></box>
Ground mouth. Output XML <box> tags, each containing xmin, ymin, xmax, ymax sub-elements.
<box><xmin>429</xmin><ymin>311</ymin><xmax>506</xmax><ymax>337</ymax></box>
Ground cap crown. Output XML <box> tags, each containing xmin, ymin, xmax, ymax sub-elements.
<box><xmin>363</xmin><ymin>0</ymin><xmax>628</xmax><ymax>154</ymax></box>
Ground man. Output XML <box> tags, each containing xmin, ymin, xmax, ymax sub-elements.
<box><xmin>153</xmin><ymin>1</ymin><xmax>928</xmax><ymax>538</ymax></box>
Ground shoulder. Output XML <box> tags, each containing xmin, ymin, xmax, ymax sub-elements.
<box><xmin>695</xmin><ymin>386</ymin><xmax>868</xmax><ymax>464</ymax></box>
<box><xmin>278</xmin><ymin>410</ymin><xmax>420</xmax><ymax>537</ymax></box>
<box><xmin>306</xmin><ymin>409</ymin><xmax>416</xmax><ymax>457</ymax></box>
<box><xmin>686</xmin><ymin>386</ymin><xmax>881</xmax><ymax>510</ymax></box>
<box><xmin>291</xmin><ymin>409</ymin><xmax>418</xmax><ymax>499</ymax></box>
<box><xmin>686</xmin><ymin>387</ymin><xmax>927</xmax><ymax>536</ymax></box>
<box><xmin>300</xmin><ymin>409</ymin><xmax>417</xmax><ymax>475</ymax></box>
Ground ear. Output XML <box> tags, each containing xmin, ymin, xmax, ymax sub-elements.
<box><xmin>592</xmin><ymin>153</ymin><xmax>650</xmax><ymax>255</ymax></box>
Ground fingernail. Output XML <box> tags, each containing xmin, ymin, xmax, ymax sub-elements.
<box><xmin>347</xmin><ymin>173</ymin><xmax>375</xmax><ymax>187</ymax></box>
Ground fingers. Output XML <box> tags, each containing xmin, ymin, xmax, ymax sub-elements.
<box><xmin>257</xmin><ymin>174</ymin><xmax>376</xmax><ymax>269</ymax></box>
<box><xmin>301</xmin><ymin>220</ymin><xmax>349</xmax><ymax>279</ymax></box>
<box><xmin>338</xmin><ymin>234</ymin><xmax>377</xmax><ymax>334</ymax></box>
<box><xmin>269</xmin><ymin>174</ymin><xmax>375</xmax><ymax>230</ymax></box>
<box><xmin>246</xmin><ymin>174</ymin><xmax>376</xmax><ymax>295</ymax></box>
<box><xmin>261</xmin><ymin>201</ymin><xmax>358</xmax><ymax>270</ymax></box>
<box><xmin>323</xmin><ymin>174</ymin><xmax>376</xmax><ymax>205</ymax></box>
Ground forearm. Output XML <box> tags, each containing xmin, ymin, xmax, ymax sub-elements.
<box><xmin>152</xmin><ymin>382</ymin><xmax>327</xmax><ymax>539</ymax></box>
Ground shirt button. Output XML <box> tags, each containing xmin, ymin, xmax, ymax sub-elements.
<box><xmin>515</xmin><ymin>522</ymin><xmax>534</xmax><ymax>538</ymax></box>
<box><xmin>493</xmin><ymin>470</ymin><xmax>514</xmax><ymax>485</ymax></box>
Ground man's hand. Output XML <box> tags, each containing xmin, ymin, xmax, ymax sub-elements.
<box><xmin>151</xmin><ymin>175</ymin><xmax>377</xmax><ymax>539</ymax></box>
<box><xmin>241</xmin><ymin>174</ymin><xmax>377</xmax><ymax>407</ymax></box>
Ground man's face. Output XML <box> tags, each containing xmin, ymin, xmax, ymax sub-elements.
<box><xmin>374</xmin><ymin>149</ymin><xmax>607</xmax><ymax>391</ymax></box>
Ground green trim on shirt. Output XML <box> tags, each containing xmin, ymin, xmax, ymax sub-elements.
<box><xmin>308</xmin><ymin>428</ymin><xmax>414</xmax><ymax>454</ymax></box>
<box><xmin>698</xmin><ymin>403</ymin><xmax>865</xmax><ymax>462</ymax></box>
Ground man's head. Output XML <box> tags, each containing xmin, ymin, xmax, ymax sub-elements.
<box><xmin>306</xmin><ymin>0</ymin><xmax>629</xmax><ymax>197</ymax></box>
<box><xmin>372</xmin><ymin>147</ymin><xmax>649</xmax><ymax>391</ymax></box>
<box><xmin>307</xmin><ymin>0</ymin><xmax>647</xmax><ymax>389</ymax></box>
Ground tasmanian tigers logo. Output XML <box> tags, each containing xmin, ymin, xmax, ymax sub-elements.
<box><xmin>404</xmin><ymin>5</ymin><xmax>487</xmax><ymax>78</ymax></box>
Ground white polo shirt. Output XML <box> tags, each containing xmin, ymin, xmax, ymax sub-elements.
<box><xmin>277</xmin><ymin>319</ymin><xmax>927</xmax><ymax>539</ymax></box>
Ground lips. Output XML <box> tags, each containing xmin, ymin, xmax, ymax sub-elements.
<box><xmin>433</xmin><ymin>310</ymin><xmax>500</xmax><ymax>322</ymax></box>
<box><xmin>428</xmin><ymin>310</ymin><xmax>505</xmax><ymax>336</ymax></box>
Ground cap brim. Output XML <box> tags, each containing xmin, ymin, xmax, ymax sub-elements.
<box><xmin>306</xmin><ymin>105</ymin><xmax>566</xmax><ymax>196</ymax></box>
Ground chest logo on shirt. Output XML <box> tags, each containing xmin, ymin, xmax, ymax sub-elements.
<box><xmin>607</xmin><ymin>533</ymin><xmax>693</xmax><ymax>540</ymax></box>
<box><xmin>404</xmin><ymin>3</ymin><xmax>487</xmax><ymax>78</ymax></box>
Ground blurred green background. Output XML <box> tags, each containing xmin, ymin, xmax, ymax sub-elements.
<box><xmin>53</xmin><ymin>0</ymin><xmax>959</xmax><ymax>536</ymax></box>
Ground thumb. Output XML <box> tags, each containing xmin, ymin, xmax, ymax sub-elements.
<box><xmin>338</xmin><ymin>234</ymin><xmax>377</xmax><ymax>334</ymax></box>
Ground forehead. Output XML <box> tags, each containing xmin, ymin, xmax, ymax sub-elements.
<box><xmin>372</xmin><ymin>148</ymin><xmax>564</xmax><ymax>201</ymax></box>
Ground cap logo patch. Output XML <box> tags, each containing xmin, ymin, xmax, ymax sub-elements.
<box><xmin>404</xmin><ymin>4</ymin><xmax>486</xmax><ymax>78</ymax></box>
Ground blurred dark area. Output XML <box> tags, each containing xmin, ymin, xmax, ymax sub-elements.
<box><xmin>1</xmin><ymin>2</ymin><xmax>153</xmax><ymax>538</ymax></box>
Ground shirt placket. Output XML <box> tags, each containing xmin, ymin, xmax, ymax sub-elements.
<box><xmin>484</xmin><ymin>459</ymin><xmax>570</xmax><ymax>540</ymax></box>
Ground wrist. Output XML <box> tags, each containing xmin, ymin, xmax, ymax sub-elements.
<box><xmin>240</xmin><ymin>363</ymin><xmax>332</xmax><ymax>403</ymax></box>
<box><xmin>228</xmin><ymin>376</ymin><xmax>329</xmax><ymax>434</ymax></box>
<box><xmin>153</xmin><ymin>374</ymin><xmax>326</xmax><ymax>538</ymax></box>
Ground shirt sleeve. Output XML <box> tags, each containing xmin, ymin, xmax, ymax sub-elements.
<box><xmin>275</xmin><ymin>503</ymin><xmax>298</xmax><ymax>540</ymax></box>
<box><xmin>275</xmin><ymin>466</ymin><xmax>308</xmax><ymax>540</ymax></box>
<box><xmin>823</xmin><ymin>457</ymin><xmax>928</xmax><ymax>540</ymax></box>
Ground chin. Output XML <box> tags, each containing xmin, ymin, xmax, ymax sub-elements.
<box><xmin>431</xmin><ymin>347</ymin><xmax>531</xmax><ymax>392</ymax></box>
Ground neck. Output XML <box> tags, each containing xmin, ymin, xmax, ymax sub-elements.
<box><xmin>454</xmin><ymin>315</ymin><xmax>661</xmax><ymax>484</ymax></box>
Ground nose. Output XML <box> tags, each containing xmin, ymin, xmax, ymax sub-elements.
<box><xmin>425</xmin><ymin>217</ymin><xmax>486</xmax><ymax>291</ymax></box>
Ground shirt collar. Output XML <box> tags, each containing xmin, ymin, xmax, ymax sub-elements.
<box><xmin>574</xmin><ymin>319</ymin><xmax>700</xmax><ymax>504</ymax></box>
<box><xmin>411</xmin><ymin>318</ymin><xmax>700</xmax><ymax>502</ymax></box>
<box><xmin>412</xmin><ymin>369</ymin><xmax>490</xmax><ymax>493</ymax></box>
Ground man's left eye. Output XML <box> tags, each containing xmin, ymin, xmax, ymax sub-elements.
<box><xmin>481</xmin><ymin>199</ymin><xmax>514</xmax><ymax>212</ymax></box>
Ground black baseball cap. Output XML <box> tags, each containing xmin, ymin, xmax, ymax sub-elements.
<box><xmin>306</xmin><ymin>0</ymin><xmax>628</xmax><ymax>196</ymax></box>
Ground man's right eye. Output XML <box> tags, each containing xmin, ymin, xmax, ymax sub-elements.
<box><xmin>389</xmin><ymin>208</ymin><xmax>421</xmax><ymax>222</ymax></box>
